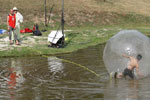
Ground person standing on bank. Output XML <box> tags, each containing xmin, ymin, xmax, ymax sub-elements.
<box><xmin>13</xmin><ymin>7</ymin><xmax>23</xmax><ymax>45</ymax></box>
<box><xmin>7</xmin><ymin>9</ymin><xmax>16</xmax><ymax>45</ymax></box>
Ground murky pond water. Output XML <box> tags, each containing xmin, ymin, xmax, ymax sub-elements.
<box><xmin>0</xmin><ymin>44</ymin><xmax>150</xmax><ymax>100</ymax></box>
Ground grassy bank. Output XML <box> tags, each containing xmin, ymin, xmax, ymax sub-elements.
<box><xmin>1</xmin><ymin>0</ymin><xmax>150</xmax><ymax>57</ymax></box>
<box><xmin>1</xmin><ymin>24</ymin><xmax>150</xmax><ymax>57</ymax></box>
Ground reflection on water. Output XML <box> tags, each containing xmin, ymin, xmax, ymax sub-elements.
<box><xmin>48</xmin><ymin>57</ymin><xmax>64</xmax><ymax>79</ymax></box>
<box><xmin>105</xmin><ymin>78</ymin><xmax>150</xmax><ymax>100</ymax></box>
<box><xmin>9</xmin><ymin>58</ymin><xmax>25</xmax><ymax>88</ymax></box>
<box><xmin>0</xmin><ymin>58</ymin><xmax>25</xmax><ymax>100</ymax></box>
<box><xmin>0</xmin><ymin>44</ymin><xmax>150</xmax><ymax>100</ymax></box>
<box><xmin>105</xmin><ymin>80</ymin><xmax>139</xmax><ymax>100</ymax></box>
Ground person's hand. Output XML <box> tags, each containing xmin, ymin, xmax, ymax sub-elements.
<box><xmin>122</xmin><ymin>54</ymin><xmax>126</xmax><ymax>57</ymax></box>
<box><xmin>138</xmin><ymin>72</ymin><xmax>144</xmax><ymax>78</ymax></box>
<box><xmin>8</xmin><ymin>27</ymin><xmax>10</xmax><ymax>31</ymax></box>
<box><xmin>18</xmin><ymin>20</ymin><xmax>21</xmax><ymax>24</ymax></box>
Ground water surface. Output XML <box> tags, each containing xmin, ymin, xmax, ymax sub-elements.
<box><xmin>0</xmin><ymin>44</ymin><xmax>150</xmax><ymax>100</ymax></box>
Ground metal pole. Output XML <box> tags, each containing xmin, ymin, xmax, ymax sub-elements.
<box><xmin>44</xmin><ymin>0</ymin><xmax>47</xmax><ymax>26</ymax></box>
<box><xmin>61</xmin><ymin>0</ymin><xmax>65</xmax><ymax>46</ymax></box>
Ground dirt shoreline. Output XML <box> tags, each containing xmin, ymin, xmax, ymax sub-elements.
<box><xmin>0</xmin><ymin>34</ymin><xmax>48</xmax><ymax>51</ymax></box>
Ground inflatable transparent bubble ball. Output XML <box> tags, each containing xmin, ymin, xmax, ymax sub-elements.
<box><xmin>103</xmin><ymin>30</ymin><xmax>150</xmax><ymax>77</ymax></box>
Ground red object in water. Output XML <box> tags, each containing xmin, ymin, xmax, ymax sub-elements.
<box><xmin>8</xmin><ymin>72</ymin><xmax>18</xmax><ymax>88</ymax></box>
<box><xmin>20</xmin><ymin>28</ymin><xmax>33</xmax><ymax>33</ymax></box>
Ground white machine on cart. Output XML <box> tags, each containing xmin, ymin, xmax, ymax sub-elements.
<box><xmin>48</xmin><ymin>30</ymin><xmax>65</xmax><ymax>48</ymax></box>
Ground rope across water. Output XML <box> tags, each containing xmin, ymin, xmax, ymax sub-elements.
<box><xmin>28</xmin><ymin>47</ymin><xmax>100</xmax><ymax>77</ymax></box>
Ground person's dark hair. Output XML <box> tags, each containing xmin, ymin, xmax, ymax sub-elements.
<box><xmin>137</xmin><ymin>54</ymin><xmax>142</xmax><ymax>61</ymax></box>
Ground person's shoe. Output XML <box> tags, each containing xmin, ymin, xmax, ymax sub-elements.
<box><xmin>16</xmin><ymin>43</ymin><xmax>20</xmax><ymax>45</ymax></box>
<box><xmin>10</xmin><ymin>42</ymin><xmax>13</xmax><ymax>45</ymax></box>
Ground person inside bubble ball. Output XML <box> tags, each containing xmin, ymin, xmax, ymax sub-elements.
<box><xmin>114</xmin><ymin>54</ymin><xmax>144</xmax><ymax>79</ymax></box>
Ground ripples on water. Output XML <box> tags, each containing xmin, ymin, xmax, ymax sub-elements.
<box><xmin>0</xmin><ymin>45</ymin><xmax>150</xmax><ymax>100</ymax></box>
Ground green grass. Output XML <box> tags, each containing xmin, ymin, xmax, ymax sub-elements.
<box><xmin>1</xmin><ymin>24</ymin><xmax>150</xmax><ymax>57</ymax></box>
<box><xmin>0</xmin><ymin>25</ymin><xmax>7</xmax><ymax>30</ymax></box>
<box><xmin>2</xmin><ymin>0</ymin><xmax>150</xmax><ymax>57</ymax></box>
